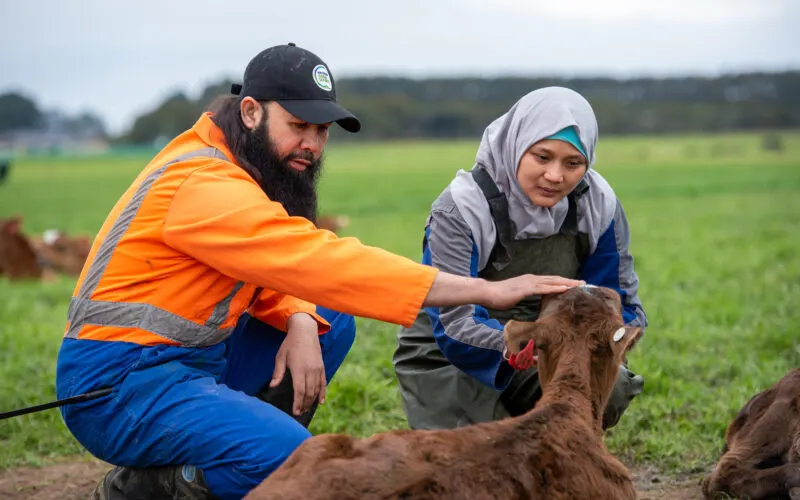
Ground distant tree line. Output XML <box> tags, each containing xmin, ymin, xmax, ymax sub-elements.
<box><xmin>333</xmin><ymin>72</ymin><xmax>800</xmax><ymax>140</ymax></box>
<box><xmin>122</xmin><ymin>71</ymin><xmax>800</xmax><ymax>143</ymax></box>
<box><xmin>0</xmin><ymin>92</ymin><xmax>106</xmax><ymax>139</ymax></box>
<box><xmin>2</xmin><ymin>71</ymin><xmax>798</xmax><ymax>145</ymax></box>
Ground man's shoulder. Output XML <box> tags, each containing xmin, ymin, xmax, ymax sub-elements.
<box><xmin>156</xmin><ymin>145</ymin><xmax>244</xmax><ymax>179</ymax></box>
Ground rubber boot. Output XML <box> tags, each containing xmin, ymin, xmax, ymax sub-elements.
<box><xmin>91</xmin><ymin>464</ymin><xmax>215</xmax><ymax>500</ymax></box>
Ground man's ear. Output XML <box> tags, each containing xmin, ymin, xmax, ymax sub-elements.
<box><xmin>239</xmin><ymin>97</ymin><xmax>264</xmax><ymax>130</ymax></box>
<box><xmin>612</xmin><ymin>326</ymin><xmax>642</xmax><ymax>356</ymax></box>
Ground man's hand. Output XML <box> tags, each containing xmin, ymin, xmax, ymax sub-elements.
<box><xmin>482</xmin><ymin>274</ymin><xmax>585</xmax><ymax>310</ymax></box>
<box><xmin>423</xmin><ymin>272</ymin><xmax>584</xmax><ymax>310</ymax></box>
<box><xmin>269</xmin><ymin>313</ymin><xmax>326</xmax><ymax>416</ymax></box>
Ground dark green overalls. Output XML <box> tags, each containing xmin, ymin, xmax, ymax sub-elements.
<box><xmin>393</xmin><ymin>168</ymin><xmax>643</xmax><ymax>430</ymax></box>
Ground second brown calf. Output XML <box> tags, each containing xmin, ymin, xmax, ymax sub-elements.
<box><xmin>245</xmin><ymin>285</ymin><xmax>641</xmax><ymax>500</ymax></box>
<box><xmin>703</xmin><ymin>368</ymin><xmax>800</xmax><ymax>500</ymax></box>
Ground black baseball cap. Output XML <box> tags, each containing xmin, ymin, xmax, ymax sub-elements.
<box><xmin>231</xmin><ymin>43</ymin><xmax>361</xmax><ymax>133</ymax></box>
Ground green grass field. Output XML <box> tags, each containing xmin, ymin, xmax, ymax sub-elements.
<box><xmin>1</xmin><ymin>131</ymin><xmax>799</xmax><ymax>475</ymax></box>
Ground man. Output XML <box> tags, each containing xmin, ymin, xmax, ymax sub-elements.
<box><xmin>56</xmin><ymin>43</ymin><xmax>583</xmax><ymax>500</ymax></box>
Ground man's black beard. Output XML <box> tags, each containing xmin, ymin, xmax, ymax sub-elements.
<box><xmin>243</xmin><ymin>119</ymin><xmax>322</xmax><ymax>222</ymax></box>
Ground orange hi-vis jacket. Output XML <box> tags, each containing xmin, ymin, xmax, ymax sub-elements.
<box><xmin>64</xmin><ymin>113</ymin><xmax>438</xmax><ymax>347</ymax></box>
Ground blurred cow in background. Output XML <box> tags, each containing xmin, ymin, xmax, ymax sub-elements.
<box><xmin>0</xmin><ymin>215</ymin><xmax>91</xmax><ymax>281</ymax></box>
<box><xmin>316</xmin><ymin>214</ymin><xmax>350</xmax><ymax>234</ymax></box>
<box><xmin>0</xmin><ymin>216</ymin><xmax>41</xmax><ymax>281</ymax></box>
<box><xmin>31</xmin><ymin>229</ymin><xmax>92</xmax><ymax>277</ymax></box>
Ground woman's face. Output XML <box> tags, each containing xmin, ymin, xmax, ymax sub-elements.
<box><xmin>516</xmin><ymin>139</ymin><xmax>588</xmax><ymax>207</ymax></box>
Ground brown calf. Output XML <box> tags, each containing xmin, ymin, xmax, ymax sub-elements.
<box><xmin>703</xmin><ymin>368</ymin><xmax>800</xmax><ymax>500</ymax></box>
<box><xmin>30</xmin><ymin>229</ymin><xmax>91</xmax><ymax>277</ymax></box>
<box><xmin>0</xmin><ymin>216</ymin><xmax>42</xmax><ymax>281</ymax></box>
<box><xmin>245</xmin><ymin>285</ymin><xmax>642</xmax><ymax>500</ymax></box>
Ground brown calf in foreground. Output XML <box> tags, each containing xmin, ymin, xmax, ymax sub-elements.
<box><xmin>245</xmin><ymin>285</ymin><xmax>642</xmax><ymax>500</ymax></box>
<box><xmin>703</xmin><ymin>368</ymin><xmax>800</xmax><ymax>500</ymax></box>
<box><xmin>0</xmin><ymin>216</ymin><xmax>42</xmax><ymax>281</ymax></box>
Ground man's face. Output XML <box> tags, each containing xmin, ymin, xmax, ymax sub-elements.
<box><xmin>263</xmin><ymin>101</ymin><xmax>331</xmax><ymax>170</ymax></box>
<box><xmin>238</xmin><ymin>99</ymin><xmax>331</xmax><ymax>222</ymax></box>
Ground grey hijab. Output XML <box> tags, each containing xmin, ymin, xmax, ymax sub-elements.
<box><xmin>473</xmin><ymin>86</ymin><xmax>599</xmax><ymax>239</ymax></box>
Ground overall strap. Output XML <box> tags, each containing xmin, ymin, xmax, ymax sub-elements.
<box><xmin>471</xmin><ymin>168</ymin><xmax>515</xmax><ymax>247</ymax></box>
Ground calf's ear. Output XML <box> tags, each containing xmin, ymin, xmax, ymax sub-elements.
<box><xmin>612</xmin><ymin>326</ymin><xmax>642</xmax><ymax>356</ymax></box>
<box><xmin>504</xmin><ymin>319</ymin><xmax>540</xmax><ymax>355</ymax></box>
<box><xmin>504</xmin><ymin>316</ymin><xmax>558</xmax><ymax>355</ymax></box>
<box><xmin>3</xmin><ymin>216</ymin><xmax>22</xmax><ymax>235</ymax></box>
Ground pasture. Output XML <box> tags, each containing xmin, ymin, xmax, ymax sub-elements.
<box><xmin>0</xmin><ymin>131</ymin><xmax>798</xmax><ymax>485</ymax></box>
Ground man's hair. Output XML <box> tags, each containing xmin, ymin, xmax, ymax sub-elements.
<box><xmin>208</xmin><ymin>95</ymin><xmax>268</xmax><ymax>186</ymax></box>
<box><xmin>206</xmin><ymin>95</ymin><xmax>322</xmax><ymax>222</ymax></box>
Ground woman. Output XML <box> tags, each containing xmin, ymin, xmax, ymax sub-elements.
<box><xmin>393</xmin><ymin>87</ymin><xmax>647</xmax><ymax>430</ymax></box>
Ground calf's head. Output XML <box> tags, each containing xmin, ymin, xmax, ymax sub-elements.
<box><xmin>32</xmin><ymin>229</ymin><xmax>91</xmax><ymax>276</ymax></box>
<box><xmin>504</xmin><ymin>285</ymin><xmax>642</xmax><ymax>415</ymax></box>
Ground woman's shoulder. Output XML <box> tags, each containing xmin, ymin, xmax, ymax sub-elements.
<box><xmin>431</xmin><ymin>170</ymin><xmax>491</xmax><ymax>217</ymax></box>
<box><xmin>427</xmin><ymin>170</ymin><xmax>497</xmax><ymax>259</ymax></box>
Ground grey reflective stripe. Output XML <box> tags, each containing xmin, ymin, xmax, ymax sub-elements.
<box><xmin>206</xmin><ymin>281</ymin><xmax>244</xmax><ymax>328</ymax></box>
<box><xmin>67</xmin><ymin>147</ymin><xmax>244</xmax><ymax>346</ymax></box>
<box><xmin>66</xmin><ymin>298</ymin><xmax>234</xmax><ymax>347</ymax></box>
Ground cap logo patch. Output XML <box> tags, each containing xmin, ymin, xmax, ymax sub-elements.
<box><xmin>312</xmin><ymin>64</ymin><xmax>333</xmax><ymax>92</ymax></box>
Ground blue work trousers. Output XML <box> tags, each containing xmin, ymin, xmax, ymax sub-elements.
<box><xmin>56</xmin><ymin>306</ymin><xmax>356</xmax><ymax>499</ymax></box>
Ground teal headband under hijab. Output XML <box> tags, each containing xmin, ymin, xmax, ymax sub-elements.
<box><xmin>546</xmin><ymin>126</ymin><xmax>587</xmax><ymax>159</ymax></box>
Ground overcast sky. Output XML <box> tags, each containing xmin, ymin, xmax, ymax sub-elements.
<box><xmin>2</xmin><ymin>0</ymin><xmax>798</xmax><ymax>134</ymax></box>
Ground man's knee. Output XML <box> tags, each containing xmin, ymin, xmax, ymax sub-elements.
<box><xmin>603</xmin><ymin>364</ymin><xmax>644</xmax><ymax>429</ymax></box>
<box><xmin>247</xmin><ymin>423</ymin><xmax>311</xmax><ymax>475</ymax></box>
<box><xmin>331</xmin><ymin>312</ymin><xmax>356</xmax><ymax>349</ymax></box>
<box><xmin>207</xmin><ymin>423</ymin><xmax>311</xmax><ymax>499</ymax></box>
